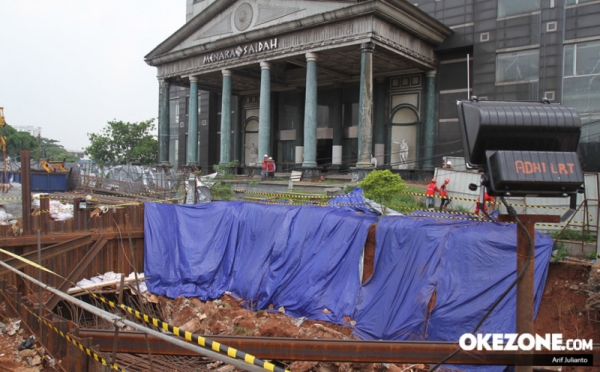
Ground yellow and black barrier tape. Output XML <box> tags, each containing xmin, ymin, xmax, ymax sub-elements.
<box><xmin>400</xmin><ymin>191</ymin><xmax>575</xmax><ymax>211</ymax></box>
<box><xmin>37</xmin><ymin>189</ymin><xmax>184</xmax><ymax>200</ymax></box>
<box><xmin>233</xmin><ymin>190</ymin><xmax>343</xmax><ymax>200</ymax></box>
<box><xmin>0</xmin><ymin>196</ymin><xmax>22</xmax><ymax>201</ymax></box>
<box><xmin>4</xmin><ymin>294</ymin><xmax>125</xmax><ymax>371</ymax></box>
<box><xmin>0</xmin><ymin>248</ymin><xmax>290</xmax><ymax>372</ymax></box>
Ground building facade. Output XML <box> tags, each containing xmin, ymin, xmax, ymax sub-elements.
<box><xmin>13</xmin><ymin>125</ymin><xmax>41</xmax><ymax>138</ymax></box>
<box><xmin>145</xmin><ymin>0</ymin><xmax>600</xmax><ymax>173</ymax></box>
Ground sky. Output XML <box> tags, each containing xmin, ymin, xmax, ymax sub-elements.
<box><xmin>0</xmin><ymin>1</ymin><xmax>185</xmax><ymax>152</ymax></box>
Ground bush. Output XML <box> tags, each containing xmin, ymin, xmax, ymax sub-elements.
<box><xmin>213</xmin><ymin>160</ymin><xmax>239</xmax><ymax>179</ymax></box>
<box><xmin>209</xmin><ymin>181</ymin><xmax>233</xmax><ymax>200</ymax></box>
<box><xmin>550</xmin><ymin>242</ymin><xmax>568</xmax><ymax>263</ymax></box>
<box><xmin>384</xmin><ymin>185</ymin><xmax>426</xmax><ymax>212</ymax></box>
<box><xmin>550</xmin><ymin>228</ymin><xmax>596</xmax><ymax>243</ymax></box>
<box><xmin>358</xmin><ymin>170</ymin><xmax>406</xmax><ymax>214</ymax></box>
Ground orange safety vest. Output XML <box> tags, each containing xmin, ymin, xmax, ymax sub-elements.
<box><xmin>439</xmin><ymin>184</ymin><xmax>448</xmax><ymax>197</ymax></box>
<box><xmin>426</xmin><ymin>182</ymin><xmax>438</xmax><ymax>196</ymax></box>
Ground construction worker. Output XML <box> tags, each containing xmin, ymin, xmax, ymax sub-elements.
<box><xmin>425</xmin><ymin>178</ymin><xmax>439</xmax><ymax>209</ymax></box>
<box><xmin>267</xmin><ymin>157</ymin><xmax>276</xmax><ymax>179</ymax></box>
<box><xmin>439</xmin><ymin>178</ymin><xmax>451</xmax><ymax>211</ymax></box>
<box><xmin>474</xmin><ymin>192</ymin><xmax>495</xmax><ymax>215</ymax></box>
<box><xmin>261</xmin><ymin>154</ymin><xmax>269</xmax><ymax>180</ymax></box>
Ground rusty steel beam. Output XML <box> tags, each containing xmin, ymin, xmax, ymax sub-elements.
<box><xmin>0</xmin><ymin>234</ymin><xmax>93</xmax><ymax>275</ymax></box>
<box><xmin>45</xmin><ymin>235</ymin><xmax>108</xmax><ymax>310</ymax></box>
<box><xmin>499</xmin><ymin>214</ymin><xmax>561</xmax><ymax>372</ymax></box>
<box><xmin>21</xmin><ymin>150</ymin><xmax>32</xmax><ymax>236</ymax></box>
<box><xmin>77</xmin><ymin>330</ymin><xmax>600</xmax><ymax>365</ymax></box>
<box><xmin>0</xmin><ymin>230</ymin><xmax>143</xmax><ymax>247</ymax></box>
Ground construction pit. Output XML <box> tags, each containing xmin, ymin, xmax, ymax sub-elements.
<box><xmin>0</xmin><ymin>176</ymin><xmax>599</xmax><ymax>372</ymax></box>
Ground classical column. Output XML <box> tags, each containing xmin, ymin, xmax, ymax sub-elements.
<box><xmin>374</xmin><ymin>78</ymin><xmax>386</xmax><ymax>167</ymax></box>
<box><xmin>423</xmin><ymin>70</ymin><xmax>437</xmax><ymax>170</ymax></box>
<box><xmin>220</xmin><ymin>70</ymin><xmax>232</xmax><ymax>164</ymax></box>
<box><xmin>187</xmin><ymin>76</ymin><xmax>199</xmax><ymax>166</ymax></box>
<box><xmin>302</xmin><ymin>53</ymin><xmax>318</xmax><ymax>168</ymax></box>
<box><xmin>331</xmin><ymin>85</ymin><xmax>343</xmax><ymax>167</ymax></box>
<box><xmin>295</xmin><ymin>88</ymin><xmax>305</xmax><ymax>164</ymax></box>
<box><xmin>158</xmin><ymin>80</ymin><xmax>171</xmax><ymax>165</ymax></box>
<box><xmin>356</xmin><ymin>43</ymin><xmax>374</xmax><ymax>168</ymax></box>
<box><xmin>258</xmin><ymin>62</ymin><xmax>271</xmax><ymax>160</ymax></box>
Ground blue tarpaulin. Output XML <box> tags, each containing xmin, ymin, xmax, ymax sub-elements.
<box><xmin>144</xmin><ymin>201</ymin><xmax>553</xmax><ymax>371</ymax></box>
<box><xmin>144</xmin><ymin>201</ymin><xmax>378</xmax><ymax>323</ymax></box>
<box><xmin>327</xmin><ymin>187</ymin><xmax>379</xmax><ymax>215</ymax></box>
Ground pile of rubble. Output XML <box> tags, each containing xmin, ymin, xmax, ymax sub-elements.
<box><xmin>0</xmin><ymin>317</ymin><xmax>57</xmax><ymax>371</ymax></box>
<box><xmin>158</xmin><ymin>295</ymin><xmax>352</xmax><ymax>340</ymax></box>
<box><xmin>156</xmin><ymin>295</ymin><xmax>434</xmax><ymax>372</ymax></box>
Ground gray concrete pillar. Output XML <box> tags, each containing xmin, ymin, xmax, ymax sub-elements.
<box><xmin>374</xmin><ymin>78</ymin><xmax>386</xmax><ymax>167</ymax></box>
<box><xmin>423</xmin><ymin>70</ymin><xmax>437</xmax><ymax>170</ymax></box>
<box><xmin>302</xmin><ymin>53</ymin><xmax>318</xmax><ymax>168</ymax></box>
<box><xmin>220</xmin><ymin>70</ymin><xmax>232</xmax><ymax>164</ymax></box>
<box><xmin>356</xmin><ymin>43</ymin><xmax>374</xmax><ymax>168</ymax></box>
<box><xmin>159</xmin><ymin>80</ymin><xmax>171</xmax><ymax>165</ymax></box>
<box><xmin>258</xmin><ymin>62</ymin><xmax>271</xmax><ymax>160</ymax></box>
<box><xmin>187</xmin><ymin>76</ymin><xmax>199</xmax><ymax>166</ymax></box>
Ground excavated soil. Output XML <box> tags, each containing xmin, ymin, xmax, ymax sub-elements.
<box><xmin>1</xmin><ymin>263</ymin><xmax>599</xmax><ymax>371</ymax></box>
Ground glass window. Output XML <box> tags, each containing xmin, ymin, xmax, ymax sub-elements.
<box><xmin>575</xmin><ymin>42</ymin><xmax>600</xmax><ymax>75</ymax></box>
<box><xmin>564</xmin><ymin>44</ymin><xmax>575</xmax><ymax>77</ymax></box>
<box><xmin>498</xmin><ymin>0</ymin><xmax>540</xmax><ymax>18</ymax></box>
<box><xmin>496</xmin><ymin>49</ymin><xmax>539</xmax><ymax>83</ymax></box>
<box><xmin>563</xmin><ymin>40</ymin><xmax>600</xmax><ymax>143</ymax></box>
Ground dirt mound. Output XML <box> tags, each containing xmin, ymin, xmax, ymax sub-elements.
<box><xmin>158</xmin><ymin>294</ymin><xmax>354</xmax><ymax>340</ymax></box>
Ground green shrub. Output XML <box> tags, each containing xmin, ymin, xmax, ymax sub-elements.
<box><xmin>213</xmin><ymin>160</ymin><xmax>239</xmax><ymax>179</ymax></box>
<box><xmin>386</xmin><ymin>185</ymin><xmax>426</xmax><ymax>212</ymax></box>
<box><xmin>358</xmin><ymin>170</ymin><xmax>406</xmax><ymax>214</ymax></box>
<box><xmin>550</xmin><ymin>242</ymin><xmax>568</xmax><ymax>263</ymax></box>
<box><xmin>209</xmin><ymin>181</ymin><xmax>233</xmax><ymax>200</ymax></box>
<box><xmin>550</xmin><ymin>228</ymin><xmax>596</xmax><ymax>243</ymax></box>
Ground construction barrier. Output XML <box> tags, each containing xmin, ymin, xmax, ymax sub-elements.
<box><xmin>0</xmin><ymin>248</ymin><xmax>290</xmax><ymax>372</ymax></box>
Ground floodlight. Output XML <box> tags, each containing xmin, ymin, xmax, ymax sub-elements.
<box><xmin>456</xmin><ymin>99</ymin><xmax>584</xmax><ymax>198</ymax></box>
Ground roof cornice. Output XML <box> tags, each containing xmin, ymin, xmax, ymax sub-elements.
<box><xmin>145</xmin><ymin>0</ymin><xmax>452</xmax><ymax>67</ymax></box>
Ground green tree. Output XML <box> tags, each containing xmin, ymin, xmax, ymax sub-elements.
<box><xmin>84</xmin><ymin>119</ymin><xmax>158</xmax><ymax>165</ymax></box>
<box><xmin>0</xmin><ymin>124</ymin><xmax>38</xmax><ymax>158</ymax></box>
<box><xmin>40</xmin><ymin>138</ymin><xmax>80</xmax><ymax>162</ymax></box>
<box><xmin>358</xmin><ymin>169</ymin><xmax>406</xmax><ymax>215</ymax></box>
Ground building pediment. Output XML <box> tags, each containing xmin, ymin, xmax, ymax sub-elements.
<box><xmin>180</xmin><ymin>1</ymin><xmax>356</xmax><ymax>51</ymax></box>
<box><xmin>146</xmin><ymin>0</ymin><xmax>452</xmax><ymax>67</ymax></box>
<box><xmin>147</xmin><ymin>0</ymin><xmax>356</xmax><ymax>62</ymax></box>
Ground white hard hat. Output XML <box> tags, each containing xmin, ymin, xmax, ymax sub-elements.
<box><xmin>264</xmin><ymin>154</ymin><xmax>269</xmax><ymax>157</ymax></box>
